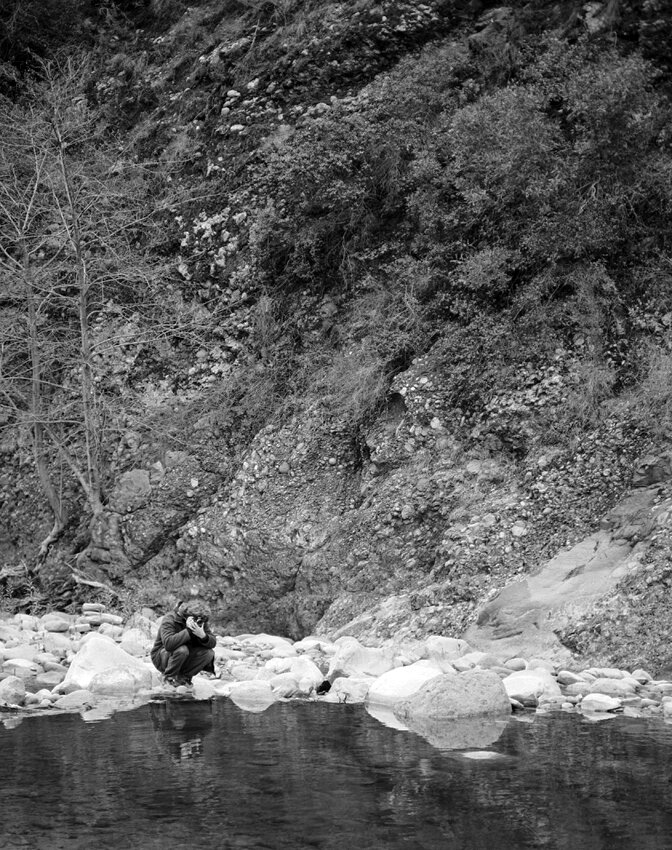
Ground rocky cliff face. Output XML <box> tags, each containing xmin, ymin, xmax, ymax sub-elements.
<box><xmin>2</xmin><ymin>0</ymin><xmax>672</xmax><ymax>673</ymax></box>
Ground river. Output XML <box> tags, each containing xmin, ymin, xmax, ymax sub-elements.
<box><xmin>2</xmin><ymin>700</ymin><xmax>672</xmax><ymax>849</ymax></box>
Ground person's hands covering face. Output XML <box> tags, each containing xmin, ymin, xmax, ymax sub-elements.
<box><xmin>186</xmin><ymin>616</ymin><xmax>206</xmax><ymax>639</ymax></box>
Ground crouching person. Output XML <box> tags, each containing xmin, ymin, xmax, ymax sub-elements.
<box><xmin>151</xmin><ymin>599</ymin><xmax>217</xmax><ymax>687</ymax></box>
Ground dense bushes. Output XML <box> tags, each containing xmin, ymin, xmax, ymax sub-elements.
<box><xmin>234</xmin><ymin>27</ymin><xmax>672</xmax><ymax>448</ymax></box>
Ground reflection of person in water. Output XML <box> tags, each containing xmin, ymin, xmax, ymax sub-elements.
<box><xmin>150</xmin><ymin>700</ymin><xmax>214</xmax><ymax>764</ymax></box>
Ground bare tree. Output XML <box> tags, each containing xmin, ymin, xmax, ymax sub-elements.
<box><xmin>0</xmin><ymin>56</ymin><xmax>176</xmax><ymax>564</ymax></box>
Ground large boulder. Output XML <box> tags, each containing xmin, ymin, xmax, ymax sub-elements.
<box><xmin>394</xmin><ymin>670</ymin><xmax>511</xmax><ymax>723</ymax></box>
<box><xmin>63</xmin><ymin>633</ymin><xmax>154</xmax><ymax>690</ymax></box>
<box><xmin>327</xmin><ymin>637</ymin><xmax>396</xmax><ymax>681</ymax></box>
<box><xmin>367</xmin><ymin>660</ymin><xmax>442</xmax><ymax>706</ymax></box>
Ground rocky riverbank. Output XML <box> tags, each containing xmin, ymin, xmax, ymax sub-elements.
<box><xmin>1</xmin><ymin>605</ymin><xmax>672</xmax><ymax>744</ymax></box>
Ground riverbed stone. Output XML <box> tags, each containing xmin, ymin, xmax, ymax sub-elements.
<box><xmin>556</xmin><ymin>670</ymin><xmax>586</xmax><ymax>686</ymax></box>
<box><xmin>503</xmin><ymin>669</ymin><xmax>561</xmax><ymax>707</ymax></box>
<box><xmin>581</xmin><ymin>693</ymin><xmax>622</xmax><ymax>712</ymax></box>
<box><xmin>2</xmin><ymin>643</ymin><xmax>39</xmax><ymax>663</ymax></box>
<box><xmin>53</xmin><ymin>689</ymin><xmax>97</xmax><ymax>711</ymax></box>
<box><xmin>367</xmin><ymin>659</ymin><xmax>442</xmax><ymax>705</ymax></box>
<box><xmin>99</xmin><ymin>623</ymin><xmax>124</xmax><ymax>640</ymax></box>
<box><xmin>590</xmin><ymin>677</ymin><xmax>639</xmax><ymax>697</ymax></box>
<box><xmin>326</xmin><ymin>676</ymin><xmax>373</xmax><ymax>704</ymax></box>
<box><xmin>327</xmin><ymin>636</ymin><xmax>396</xmax><ymax>680</ymax></box>
<box><xmin>564</xmin><ymin>681</ymin><xmax>596</xmax><ymax>697</ymax></box>
<box><xmin>503</xmin><ymin>657</ymin><xmax>527</xmax><ymax>671</ymax></box>
<box><xmin>42</xmin><ymin>632</ymin><xmax>75</xmax><ymax>657</ymax></box>
<box><xmin>34</xmin><ymin>669</ymin><xmax>67</xmax><ymax>691</ymax></box>
<box><xmin>41</xmin><ymin>616</ymin><xmax>71</xmax><ymax>633</ymax></box>
<box><xmin>451</xmin><ymin>651</ymin><xmax>496</xmax><ymax>671</ymax></box>
<box><xmin>14</xmin><ymin>614</ymin><xmax>40</xmax><ymax>631</ymax></box>
<box><xmin>0</xmin><ymin>675</ymin><xmax>26</xmax><ymax>706</ymax></box>
<box><xmin>585</xmin><ymin>667</ymin><xmax>624</xmax><ymax>679</ymax></box>
<box><xmin>631</xmin><ymin>668</ymin><xmax>653</xmax><ymax>684</ymax></box>
<box><xmin>424</xmin><ymin>635</ymin><xmax>470</xmax><ymax>670</ymax></box>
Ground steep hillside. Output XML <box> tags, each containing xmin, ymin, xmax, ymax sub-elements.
<box><xmin>2</xmin><ymin>0</ymin><xmax>672</xmax><ymax>671</ymax></box>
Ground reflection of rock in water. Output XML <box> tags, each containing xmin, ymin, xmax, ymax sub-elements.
<box><xmin>402</xmin><ymin>714</ymin><xmax>509</xmax><ymax>751</ymax></box>
<box><xmin>150</xmin><ymin>700</ymin><xmax>214</xmax><ymax>764</ymax></box>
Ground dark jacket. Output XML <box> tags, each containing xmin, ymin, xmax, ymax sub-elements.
<box><xmin>150</xmin><ymin>611</ymin><xmax>216</xmax><ymax>661</ymax></box>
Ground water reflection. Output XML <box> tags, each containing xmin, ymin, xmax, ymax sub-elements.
<box><xmin>1</xmin><ymin>702</ymin><xmax>672</xmax><ymax>849</ymax></box>
<box><xmin>150</xmin><ymin>699</ymin><xmax>214</xmax><ymax>762</ymax></box>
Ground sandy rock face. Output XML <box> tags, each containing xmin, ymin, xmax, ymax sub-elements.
<box><xmin>394</xmin><ymin>670</ymin><xmax>511</xmax><ymax>722</ymax></box>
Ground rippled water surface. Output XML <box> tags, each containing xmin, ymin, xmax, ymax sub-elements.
<box><xmin>2</xmin><ymin>701</ymin><xmax>672</xmax><ymax>849</ymax></box>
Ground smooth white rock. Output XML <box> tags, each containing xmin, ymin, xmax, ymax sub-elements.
<box><xmin>367</xmin><ymin>659</ymin><xmax>443</xmax><ymax>706</ymax></box>
<box><xmin>503</xmin><ymin>669</ymin><xmax>562</xmax><ymax>704</ymax></box>
<box><xmin>63</xmin><ymin>633</ymin><xmax>153</xmax><ymax>690</ymax></box>
<box><xmin>424</xmin><ymin>635</ymin><xmax>471</xmax><ymax>670</ymax></box>
<box><xmin>327</xmin><ymin>676</ymin><xmax>373</xmax><ymax>704</ymax></box>
<box><xmin>327</xmin><ymin>636</ymin><xmax>396</xmax><ymax>680</ymax></box>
